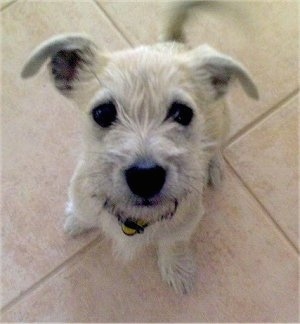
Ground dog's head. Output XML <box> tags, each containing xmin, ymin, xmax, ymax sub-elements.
<box><xmin>22</xmin><ymin>34</ymin><xmax>258</xmax><ymax>223</ymax></box>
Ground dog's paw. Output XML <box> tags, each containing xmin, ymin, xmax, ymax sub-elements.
<box><xmin>65</xmin><ymin>200</ymin><xmax>74</xmax><ymax>217</ymax></box>
<box><xmin>208</xmin><ymin>154</ymin><xmax>224</xmax><ymax>189</ymax></box>
<box><xmin>158</xmin><ymin>245</ymin><xmax>196</xmax><ymax>294</ymax></box>
<box><xmin>64</xmin><ymin>215</ymin><xmax>93</xmax><ymax>237</ymax></box>
<box><xmin>64</xmin><ymin>200</ymin><xmax>96</xmax><ymax>237</ymax></box>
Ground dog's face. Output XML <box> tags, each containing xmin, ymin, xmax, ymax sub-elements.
<box><xmin>22</xmin><ymin>35</ymin><xmax>258</xmax><ymax>223</ymax></box>
<box><xmin>83</xmin><ymin>48</ymin><xmax>208</xmax><ymax>222</ymax></box>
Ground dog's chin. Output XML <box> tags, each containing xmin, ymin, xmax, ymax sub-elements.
<box><xmin>103</xmin><ymin>197</ymin><xmax>178</xmax><ymax>223</ymax></box>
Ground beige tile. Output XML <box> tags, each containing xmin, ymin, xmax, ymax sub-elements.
<box><xmin>1</xmin><ymin>1</ymin><xmax>128</xmax><ymax>307</ymax></box>
<box><xmin>100</xmin><ymin>1</ymin><xmax>299</xmax><ymax>137</ymax></box>
<box><xmin>225</xmin><ymin>95</ymin><xmax>299</xmax><ymax>249</ymax></box>
<box><xmin>0</xmin><ymin>0</ymin><xmax>16</xmax><ymax>11</ymax></box>
<box><xmin>2</xmin><ymin>167</ymin><xmax>298</xmax><ymax>322</ymax></box>
<box><xmin>99</xmin><ymin>1</ymin><xmax>160</xmax><ymax>45</ymax></box>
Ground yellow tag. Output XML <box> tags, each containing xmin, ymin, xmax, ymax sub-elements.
<box><xmin>137</xmin><ymin>219</ymin><xmax>148</xmax><ymax>227</ymax></box>
<box><xmin>121</xmin><ymin>225</ymin><xmax>137</xmax><ymax>236</ymax></box>
<box><xmin>121</xmin><ymin>219</ymin><xmax>149</xmax><ymax>236</ymax></box>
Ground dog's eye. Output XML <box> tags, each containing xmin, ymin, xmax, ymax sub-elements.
<box><xmin>166</xmin><ymin>102</ymin><xmax>194</xmax><ymax>126</ymax></box>
<box><xmin>92</xmin><ymin>101</ymin><xmax>117</xmax><ymax>128</ymax></box>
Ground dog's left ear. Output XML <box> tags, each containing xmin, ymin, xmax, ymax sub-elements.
<box><xmin>21</xmin><ymin>34</ymin><xmax>108</xmax><ymax>100</ymax></box>
<box><xmin>181</xmin><ymin>45</ymin><xmax>259</xmax><ymax>101</ymax></box>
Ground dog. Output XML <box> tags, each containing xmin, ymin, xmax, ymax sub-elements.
<box><xmin>21</xmin><ymin>1</ymin><xmax>258</xmax><ymax>294</ymax></box>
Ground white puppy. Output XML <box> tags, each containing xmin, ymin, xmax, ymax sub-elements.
<box><xmin>22</xmin><ymin>2</ymin><xmax>258</xmax><ymax>294</ymax></box>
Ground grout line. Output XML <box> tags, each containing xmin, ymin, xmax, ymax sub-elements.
<box><xmin>224</xmin><ymin>157</ymin><xmax>299</xmax><ymax>254</ymax></box>
<box><xmin>92</xmin><ymin>0</ymin><xmax>135</xmax><ymax>48</ymax></box>
<box><xmin>226</xmin><ymin>88</ymin><xmax>299</xmax><ymax>148</ymax></box>
<box><xmin>0</xmin><ymin>0</ymin><xmax>18</xmax><ymax>11</ymax></box>
<box><xmin>1</xmin><ymin>235</ymin><xmax>103</xmax><ymax>314</ymax></box>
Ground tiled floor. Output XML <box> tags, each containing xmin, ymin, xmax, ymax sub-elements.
<box><xmin>1</xmin><ymin>1</ymin><xmax>299</xmax><ymax>322</ymax></box>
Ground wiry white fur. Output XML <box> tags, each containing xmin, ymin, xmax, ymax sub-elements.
<box><xmin>21</xmin><ymin>2</ymin><xmax>258</xmax><ymax>294</ymax></box>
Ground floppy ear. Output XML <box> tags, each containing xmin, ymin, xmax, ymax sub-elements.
<box><xmin>21</xmin><ymin>34</ymin><xmax>108</xmax><ymax>99</ymax></box>
<box><xmin>181</xmin><ymin>45</ymin><xmax>259</xmax><ymax>101</ymax></box>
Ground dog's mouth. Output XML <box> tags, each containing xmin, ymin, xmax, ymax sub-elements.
<box><xmin>133</xmin><ymin>199</ymin><xmax>160</xmax><ymax>207</ymax></box>
<box><xmin>103</xmin><ymin>198</ymin><xmax>178</xmax><ymax>223</ymax></box>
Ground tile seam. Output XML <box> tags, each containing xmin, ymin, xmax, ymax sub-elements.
<box><xmin>1</xmin><ymin>235</ymin><xmax>103</xmax><ymax>315</ymax></box>
<box><xmin>93</xmin><ymin>0</ymin><xmax>134</xmax><ymax>47</ymax></box>
<box><xmin>0</xmin><ymin>0</ymin><xmax>18</xmax><ymax>11</ymax></box>
<box><xmin>226</xmin><ymin>88</ymin><xmax>299</xmax><ymax>148</ymax></box>
<box><xmin>224</xmin><ymin>158</ymin><xmax>299</xmax><ymax>254</ymax></box>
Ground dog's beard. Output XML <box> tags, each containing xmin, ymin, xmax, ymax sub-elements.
<box><xmin>92</xmin><ymin>140</ymin><xmax>207</xmax><ymax>224</ymax></box>
<box><xmin>100</xmin><ymin>162</ymin><xmax>201</xmax><ymax>224</ymax></box>
<box><xmin>103</xmin><ymin>196</ymin><xmax>179</xmax><ymax>223</ymax></box>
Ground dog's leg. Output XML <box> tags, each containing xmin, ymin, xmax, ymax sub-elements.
<box><xmin>208</xmin><ymin>152</ymin><xmax>224</xmax><ymax>188</ymax></box>
<box><xmin>63</xmin><ymin>200</ymin><xmax>97</xmax><ymax>236</ymax></box>
<box><xmin>157</xmin><ymin>240</ymin><xmax>196</xmax><ymax>294</ymax></box>
<box><xmin>63</xmin><ymin>164</ymin><xmax>102</xmax><ymax>237</ymax></box>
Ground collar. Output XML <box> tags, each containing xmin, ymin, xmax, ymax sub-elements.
<box><xmin>105</xmin><ymin>199</ymin><xmax>179</xmax><ymax>236</ymax></box>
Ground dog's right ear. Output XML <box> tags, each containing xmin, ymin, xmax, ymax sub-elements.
<box><xmin>21</xmin><ymin>34</ymin><xmax>108</xmax><ymax>99</ymax></box>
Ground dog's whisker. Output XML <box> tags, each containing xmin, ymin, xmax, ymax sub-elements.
<box><xmin>179</xmin><ymin>179</ymin><xmax>203</xmax><ymax>195</ymax></box>
<box><xmin>182</xmin><ymin>173</ymin><xmax>203</xmax><ymax>181</ymax></box>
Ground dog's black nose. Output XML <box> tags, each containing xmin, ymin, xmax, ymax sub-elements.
<box><xmin>125</xmin><ymin>160</ymin><xmax>166</xmax><ymax>199</ymax></box>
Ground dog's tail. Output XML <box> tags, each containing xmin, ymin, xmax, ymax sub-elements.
<box><xmin>160</xmin><ymin>1</ymin><xmax>221</xmax><ymax>43</ymax></box>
